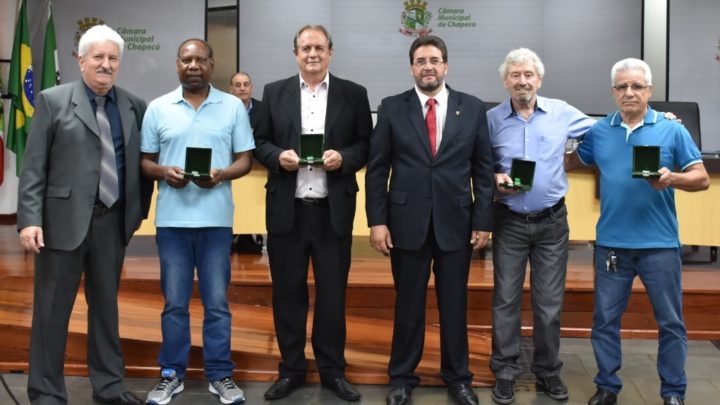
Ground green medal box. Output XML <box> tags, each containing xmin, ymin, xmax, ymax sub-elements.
<box><xmin>299</xmin><ymin>133</ymin><xmax>324</xmax><ymax>165</ymax></box>
<box><xmin>500</xmin><ymin>158</ymin><xmax>536</xmax><ymax>191</ymax></box>
<box><xmin>632</xmin><ymin>145</ymin><xmax>661</xmax><ymax>178</ymax></box>
<box><xmin>183</xmin><ymin>147</ymin><xmax>212</xmax><ymax>181</ymax></box>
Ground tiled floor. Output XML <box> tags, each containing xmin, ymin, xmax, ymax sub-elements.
<box><xmin>2</xmin><ymin>338</ymin><xmax>720</xmax><ymax>404</ymax></box>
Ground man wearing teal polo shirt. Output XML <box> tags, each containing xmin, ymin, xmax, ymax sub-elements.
<box><xmin>569</xmin><ymin>58</ymin><xmax>709</xmax><ymax>405</ymax></box>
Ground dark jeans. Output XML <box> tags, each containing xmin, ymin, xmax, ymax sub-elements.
<box><xmin>490</xmin><ymin>203</ymin><xmax>569</xmax><ymax>380</ymax></box>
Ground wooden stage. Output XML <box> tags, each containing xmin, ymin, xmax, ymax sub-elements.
<box><xmin>1</xmin><ymin>224</ymin><xmax>719</xmax><ymax>387</ymax></box>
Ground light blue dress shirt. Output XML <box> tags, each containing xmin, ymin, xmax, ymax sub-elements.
<box><xmin>141</xmin><ymin>85</ymin><xmax>255</xmax><ymax>227</ymax></box>
<box><xmin>487</xmin><ymin>96</ymin><xmax>595</xmax><ymax>213</ymax></box>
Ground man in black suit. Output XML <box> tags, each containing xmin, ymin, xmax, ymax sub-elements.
<box><xmin>229</xmin><ymin>71</ymin><xmax>264</xmax><ymax>254</ymax></box>
<box><xmin>229</xmin><ymin>71</ymin><xmax>262</xmax><ymax>130</ymax></box>
<box><xmin>253</xmin><ymin>25</ymin><xmax>372</xmax><ymax>401</ymax></box>
<box><xmin>365</xmin><ymin>35</ymin><xmax>494</xmax><ymax>405</ymax></box>
<box><xmin>17</xmin><ymin>25</ymin><xmax>147</xmax><ymax>405</ymax></box>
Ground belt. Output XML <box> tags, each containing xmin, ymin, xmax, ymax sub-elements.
<box><xmin>93</xmin><ymin>202</ymin><xmax>120</xmax><ymax>216</ymax></box>
<box><xmin>498</xmin><ymin>197</ymin><xmax>565</xmax><ymax>222</ymax></box>
<box><xmin>295</xmin><ymin>197</ymin><xmax>328</xmax><ymax>206</ymax></box>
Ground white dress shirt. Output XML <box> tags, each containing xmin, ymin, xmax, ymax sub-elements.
<box><xmin>296</xmin><ymin>73</ymin><xmax>329</xmax><ymax>198</ymax></box>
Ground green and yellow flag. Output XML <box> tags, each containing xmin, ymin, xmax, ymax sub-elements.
<box><xmin>41</xmin><ymin>3</ymin><xmax>60</xmax><ymax>90</ymax></box>
<box><xmin>7</xmin><ymin>0</ymin><xmax>35</xmax><ymax>175</ymax></box>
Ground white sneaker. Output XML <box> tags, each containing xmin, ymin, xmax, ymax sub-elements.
<box><xmin>146</xmin><ymin>368</ymin><xmax>184</xmax><ymax>404</ymax></box>
<box><xmin>209</xmin><ymin>377</ymin><xmax>245</xmax><ymax>404</ymax></box>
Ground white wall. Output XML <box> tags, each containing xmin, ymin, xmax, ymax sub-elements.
<box><xmin>0</xmin><ymin>0</ymin><xmax>672</xmax><ymax>215</ymax></box>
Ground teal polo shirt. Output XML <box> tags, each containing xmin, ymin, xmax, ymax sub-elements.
<box><xmin>577</xmin><ymin>107</ymin><xmax>702</xmax><ymax>248</ymax></box>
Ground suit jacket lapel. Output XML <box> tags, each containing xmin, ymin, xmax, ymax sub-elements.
<box><xmin>325</xmin><ymin>74</ymin><xmax>342</xmax><ymax>140</ymax></box>
<box><xmin>115</xmin><ymin>88</ymin><xmax>134</xmax><ymax>144</ymax></box>
<box><xmin>405</xmin><ymin>89</ymin><xmax>433</xmax><ymax>160</ymax></box>
<box><xmin>282</xmin><ymin>76</ymin><xmax>302</xmax><ymax>146</ymax></box>
<box><xmin>71</xmin><ymin>80</ymin><xmax>100</xmax><ymax>138</ymax></box>
<box><xmin>437</xmin><ymin>87</ymin><xmax>461</xmax><ymax>159</ymax></box>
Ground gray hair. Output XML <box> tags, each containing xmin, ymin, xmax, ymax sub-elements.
<box><xmin>78</xmin><ymin>24</ymin><xmax>125</xmax><ymax>59</ymax></box>
<box><xmin>498</xmin><ymin>48</ymin><xmax>545</xmax><ymax>80</ymax></box>
<box><xmin>611</xmin><ymin>58</ymin><xmax>652</xmax><ymax>86</ymax></box>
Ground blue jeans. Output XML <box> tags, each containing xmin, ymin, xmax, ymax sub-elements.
<box><xmin>591</xmin><ymin>246</ymin><xmax>687</xmax><ymax>399</ymax></box>
<box><xmin>156</xmin><ymin>227</ymin><xmax>234</xmax><ymax>381</ymax></box>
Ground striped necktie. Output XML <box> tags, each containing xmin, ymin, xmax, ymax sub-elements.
<box><xmin>95</xmin><ymin>96</ymin><xmax>119</xmax><ymax>207</ymax></box>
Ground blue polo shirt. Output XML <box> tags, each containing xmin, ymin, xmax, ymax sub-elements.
<box><xmin>488</xmin><ymin>96</ymin><xmax>595</xmax><ymax>213</ymax></box>
<box><xmin>141</xmin><ymin>85</ymin><xmax>255</xmax><ymax>228</ymax></box>
<box><xmin>577</xmin><ymin>107</ymin><xmax>702</xmax><ymax>248</ymax></box>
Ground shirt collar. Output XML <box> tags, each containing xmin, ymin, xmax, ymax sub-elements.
<box><xmin>83</xmin><ymin>82</ymin><xmax>116</xmax><ymax>104</ymax></box>
<box><xmin>414</xmin><ymin>82</ymin><xmax>448</xmax><ymax>106</ymax></box>
<box><xmin>609</xmin><ymin>106</ymin><xmax>661</xmax><ymax>127</ymax></box>
<box><xmin>171</xmin><ymin>84</ymin><xmax>221</xmax><ymax>105</ymax></box>
<box><xmin>299</xmin><ymin>72</ymin><xmax>330</xmax><ymax>91</ymax></box>
<box><xmin>502</xmin><ymin>96</ymin><xmax>543</xmax><ymax>119</ymax></box>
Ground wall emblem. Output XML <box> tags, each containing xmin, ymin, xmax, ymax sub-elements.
<box><xmin>400</xmin><ymin>0</ymin><xmax>432</xmax><ymax>37</ymax></box>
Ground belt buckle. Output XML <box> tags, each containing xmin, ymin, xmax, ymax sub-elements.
<box><xmin>524</xmin><ymin>212</ymin><xmax>539</xmax><ymax>221</ymax></box>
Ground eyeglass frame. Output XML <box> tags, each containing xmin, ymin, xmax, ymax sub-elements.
<box><xmin>612</xmin><ymin>83</ymin><xmax>651</xmax><ymax>92</ymax></box>
<box><xmin>413</xmin><ymin>57</ymin><xmax>446</xmax><ymax>68</ymax></box>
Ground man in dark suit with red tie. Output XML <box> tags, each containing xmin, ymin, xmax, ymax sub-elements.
<box><xmin>365</xmin><ymin>35</ymin><xmax>494</xmax><ymax>405</ymax></box>
<box><xmin>253</xmin><ymin>25</ymin><xmax>372</xmax><ymax>402</ymax></box>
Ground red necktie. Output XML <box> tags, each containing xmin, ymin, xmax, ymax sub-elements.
<box><xmin>426</xmin><ymin>98</ymin><xmax>437</xmax><ymax>158</ymax></box>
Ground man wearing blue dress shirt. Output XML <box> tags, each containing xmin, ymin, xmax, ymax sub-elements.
<box><xmin>486</xmin><ymin>48</ymin><xmax>596</xmax><ymax>405</ymax></box>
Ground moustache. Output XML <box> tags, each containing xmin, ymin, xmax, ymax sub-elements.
<box><xmin>96</xmin><ymin>67</ymin><xmax>113</xmax><ymax>75</ymax></box>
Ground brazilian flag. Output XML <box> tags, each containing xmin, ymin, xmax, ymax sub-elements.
<box><xmin>7</xmin><ymin>0</ymin><xmax>35</xmax><ymax>176</ymax></box>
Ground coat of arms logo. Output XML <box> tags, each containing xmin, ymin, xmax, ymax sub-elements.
<box><xmin>73</xmin><ymin>17</ymin><xmax>105</xmax><ymax>58</ymax></box>
<box><xmin>400</xmin><ymin>0</ymin><xmax>432</xmax><ymax>37</ymax></box>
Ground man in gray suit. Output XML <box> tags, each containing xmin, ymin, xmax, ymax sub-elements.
<box><xmin>17</xmin><ymin>25</ymin><xmax>147</xmax><ymax>405</ymax></box>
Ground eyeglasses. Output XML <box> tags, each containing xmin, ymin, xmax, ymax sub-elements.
<box><xmin>612</xmin><ymin>83</ymin><xmax>649</xmax><ymax>92</ymax></box>
<box><xmin>413</xmin><ymin>58</ymin><xmax>444</xmax><ymax>67</ymax></box>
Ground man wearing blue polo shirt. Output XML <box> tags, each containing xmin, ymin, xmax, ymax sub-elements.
<box><xmin>487</xmin><ymin>48</ymin><xmax>595</xmax><ymax>405</ymax></box>
<box><xmin>140</xmin><ymin>39</ymin><xmax>254</xmax><ymax>405</ymax></box>
<box><xmin>569</xmin><ymin>58</ymin><xmax>709</xmax><ymax>405</ymax></box>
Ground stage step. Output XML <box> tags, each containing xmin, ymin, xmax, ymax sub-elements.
<box><xmin>2</xmin><ymin>234</ymin><xmax>720</xmax><ymax>385</ymax></box>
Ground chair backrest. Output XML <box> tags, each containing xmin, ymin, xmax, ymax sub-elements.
<box><xmin>648</xmin><ymin>101</ymin><xmax>701</xmax><ymax>150</ymax></box>
<box><xmin>483</xmin><ymin>101</ymin><xmax>500</xmax><ymax>111</ymax></box>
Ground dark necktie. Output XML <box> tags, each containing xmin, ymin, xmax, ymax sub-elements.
<box><xmin>95</xmin><ymin>96</ymin><xmax>119</xmax><ymax>207</ymax></box>
<box><xmin>426</xmin><ymin>98</ymin><xmax>437</xmax><ymax>158</ymax></box>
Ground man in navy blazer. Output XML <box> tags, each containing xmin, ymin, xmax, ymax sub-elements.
<box><xmin>253</xmin><ymin>25</ymin><xmax>372</xmax><ymax>402</ymax></box>
<box><xmin>365</xmin><ymin>35</ymin><xmax>494</xmax><ymax>405</ymax></box>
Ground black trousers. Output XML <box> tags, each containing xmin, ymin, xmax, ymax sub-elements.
<box><xmin>28</xmin><ymin>206</ymin><xmax>127</xmax><ymax>405</ymax></box>
<box><xmin>266</xmin><ymin>200</ymin><xmax>352</xmax><ymax>381</ymax></box>
<box><xmin>388</xmin><ymin>225</ymin><xmax>473</xmax><ymax>389</ymax></box>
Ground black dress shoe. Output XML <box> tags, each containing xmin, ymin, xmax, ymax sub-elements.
<box><xmin>588</xmin><ymin>388</ymin><xmax>617</xmax><ymax>405</ymax></box>
<box><xmin>491</xmin><ymin>378</ymin><xmax>515</xmax><ymax>404</ymax></box>
<box><xmin>386</xmin><ymin>386</ymin><xmax>412</xmax><ymax>405</ymax></box>
<box><xmin>663</xmin><ymin>396</ymin><xmax>684</xmax><ymax>405</ymax></box>
<box><xmin>448</xmin><ymin>383</ymin><xmax>479</xmax><ymax>405</ymax></box>
<box><xmin>321</xmin><ymin>377</ymin><xmax>361</xmax><ymax>401</ymax></box>
<box><xmin>92</xmin><ymin>391</ymin><xmax>144</xmax><ymax>405</ymax></box>
<box><xmin>536</xmin><ymin>375</ymin><xmax>568</xmax><ymax>401</ymax></box>
<box><xmin>263</xmin><ymin>377</ymin><xmax>304</xmax><ymax>400</ymax></box>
